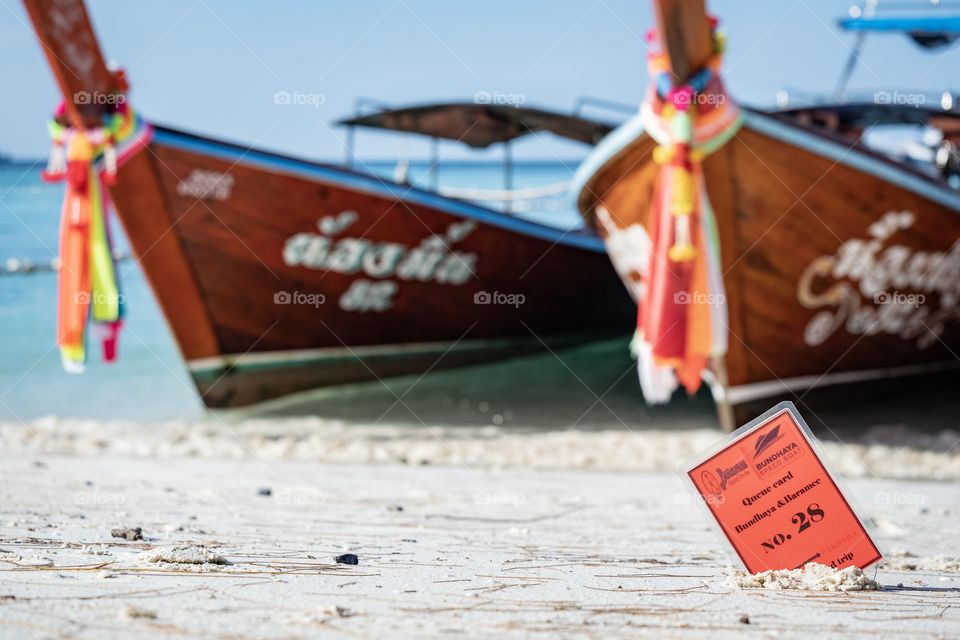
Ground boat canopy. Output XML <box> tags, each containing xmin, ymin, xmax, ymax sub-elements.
<box><xmin>838</xmin><ymin>14</ymin><xmax>960</xmax><ymax>48</ymax></box>
<box><xmin>338</xmin><ymin>102</ymin><xmax>616</xmax><ymax>149</ymax></box>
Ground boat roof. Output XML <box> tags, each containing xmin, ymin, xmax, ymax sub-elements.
<box><xmin>775</xmin><ymin>99</ymin><xmax>960</xmax><ymax>130</ymax></box>
<box><xmin>838</xmin><ymin>13</ymin><xmax>960</xmax><ymax>48</ymax></box>
<box><xmin>337</xmin><ymin>102</ymin><xmax>616</xmax><ymax>149</ymax></box>
<box><xmin>838</xmin><ymin>15</ymin><xmax>960</xmax><ymax>33</ymax></box>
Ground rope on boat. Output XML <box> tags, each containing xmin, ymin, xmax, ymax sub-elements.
<box><xmin>2</xmin><ymin>253</ymin><xmax>131</xmax><ymax>275</ymax></box>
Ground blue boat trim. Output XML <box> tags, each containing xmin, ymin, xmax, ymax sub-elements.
<box><xmin>571</xmin><ymin>108</ymin><xmax>960</xmax><ymax>216</ymax></box>
<box><xmin>151</xmin><ymin>127</ymin><xmax>606</xmax><ymax>253</ymax></box>
<box><xmin>838</xmin><ymin>15</ymin><xmax>960</xmax><ymax>34</ymax></box>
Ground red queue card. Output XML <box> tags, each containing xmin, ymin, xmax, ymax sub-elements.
<box><xmin>683</xmin><ymin>401</ymin><xmax>882</xmax><ymax>574</ymax></box>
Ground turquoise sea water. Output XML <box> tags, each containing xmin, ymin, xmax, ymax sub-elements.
<box><xmin>0</xmin><ymin>160</ymin><xmax>607</xmax><ymax>422</ymax></box>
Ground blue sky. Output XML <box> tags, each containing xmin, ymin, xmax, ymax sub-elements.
<box><xmin>1</xmin><ymin>0</ymin><xmax>958</xmax><ymax>160</ymax></box>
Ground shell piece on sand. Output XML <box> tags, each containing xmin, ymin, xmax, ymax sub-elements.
<box><xmin>121</xmin><ymin>605</ymin><xmax>158</xmax><ymax>619</ymax></box>
<box><xmin>729</xmin><ymin>562</ymin><xmax>881</xmax><ymax>591</ymax></box>
<box><xmin>139</xmin><ymin>545</ymin><xmax>229</xmax><ymax>565</ymax></box>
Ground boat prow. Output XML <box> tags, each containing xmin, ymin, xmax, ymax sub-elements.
<box><xmin>23</xmin><ymin>0</ymin><xmax>635</xmax><ymax>408</ymax></box>
<box><xmin>575</xmin><ymin>0</ymin><xmax>960</xmax><ymax>427</ymax></box>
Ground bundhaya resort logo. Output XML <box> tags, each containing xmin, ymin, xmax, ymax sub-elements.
<box><xmin>701</xmin><ymin>458</ymin><xmax>750</xmax><ymax>497</ymax></box>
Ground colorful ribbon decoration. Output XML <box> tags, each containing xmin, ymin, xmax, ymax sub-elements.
<box><xmin>635</xmin><ymin>22</ymin><xmax>743</xmax><ymax>402</ymax></box>
<box><xmin>42</xmin><ymin>101</ymin><xmax>152</xmax><ymax>373</ymax></box>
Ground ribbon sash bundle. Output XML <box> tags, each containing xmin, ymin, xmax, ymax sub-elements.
<box><xmin>42</xmin><ymin>104</ymin><xmax>152</xmax><ymax>372</ymax></box>
<box><xmin>635</xmin><ymin>24</ymin><xmax>743</xmax><ymax>402</ymax></box>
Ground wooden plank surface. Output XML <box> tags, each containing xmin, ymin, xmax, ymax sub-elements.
<box><xmin>652</xmin><ymin>0</ymin><xmax>713</xmax><ymax>83</ymax></box>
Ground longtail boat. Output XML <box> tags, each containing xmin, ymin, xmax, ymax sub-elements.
<box><xmin>24</xmin><ymin>0</ymin><xmax>634</xmax><ymax>408</ymax></box>
<box><xmin>574</xmin><ymin>0</ymin><xmax>960</xmax><ymax>428</ymax></box>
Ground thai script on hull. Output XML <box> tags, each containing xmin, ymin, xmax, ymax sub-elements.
<box><xmin>283</xmin><ymin>212</ymin><xmax>477</xmax><ymax>286</ymax></box>
<box><xmin>798</xmin><ymin>210</ymin><xmax>960</xmax><ymax>348</ymax></box>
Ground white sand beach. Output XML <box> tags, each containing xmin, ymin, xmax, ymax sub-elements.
<box><xmin>1</xmin><ymin>418</ymin><xmax>958</xmax><ymax>638</ymax></box>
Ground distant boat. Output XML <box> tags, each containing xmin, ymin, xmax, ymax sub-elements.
<box><xmin>573</xmin><ymin>0</ymin><xmax>960</xmax><ymax>428</ymax></box>
<box><xmin>24</xmin><ymin>0</ymin><xmax>634</xmax><ymax>408</ymax></box>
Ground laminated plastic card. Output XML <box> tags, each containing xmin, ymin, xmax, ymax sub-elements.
<box><xmin>683</xmin><ymin>401</ymin><xmax>882</xmax><ymax>574</ymax></box>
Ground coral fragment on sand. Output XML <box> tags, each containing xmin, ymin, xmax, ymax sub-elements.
<box><xmin>729</xmin><ymin>562</ymin><xmax>880</xmax><ymax>591</ymax></box>
<box><xmin>139</xmin><ymin>545</ymin><xmax>229</xmax><ymax>565</ymax></box>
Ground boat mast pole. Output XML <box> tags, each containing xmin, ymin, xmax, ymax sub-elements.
<box><xmin>834</xmin><ymin>0</ymin><xmax>880</xmax><ymax>99</ymax></box>
<box><xmin>345</xmin><ymin>125</ymin><xmax>355</xmax><ymax>168</ymax></box>
<box><xmin>503</xmin><ymin>140</ymin><xmax>513</xmax><ymax>214</ymax></box>
<box><xmin>430</xmin><ymin>137</ymin><xmax>439</xmax><ymax>190</ymax></box>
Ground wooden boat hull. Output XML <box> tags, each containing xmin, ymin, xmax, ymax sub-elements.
<box><xmin>131</xmin><ymin>127</ymin><xmax>634</xmax><ymax>407</ymax></box>
<box><xmin>21</xmin><ymin>0</ymin><xmax>634</xmax><ymax>410</ymax></box>
<box><xmin>575</xmin><ymin>109</ymin><xmax>960</xmax><ymax>427</ymax></box>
